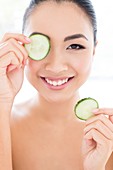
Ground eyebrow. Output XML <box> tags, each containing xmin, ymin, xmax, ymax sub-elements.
<box><xmin>29</xmin><ymin>32</ymin><xmax>88</xmax><ymax>42</ymax></box>
<box><xmin>64</xmin><ymin>34</ymin><xmax>88</xmax><ymax>42</ymax></box>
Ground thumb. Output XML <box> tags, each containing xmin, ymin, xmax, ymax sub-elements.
<box><xmin>82</xmin><ymin>135</ymin><xmax>95</xmax><ymax>156</ymax></box>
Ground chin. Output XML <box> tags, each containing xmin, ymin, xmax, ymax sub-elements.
<box><xmin>40</xmin><ymin>90</ymin><xmax>76</xmax><ymax>105</ymax></box>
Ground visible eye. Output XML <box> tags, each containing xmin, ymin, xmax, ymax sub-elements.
<box><xmin>66</xmin><ymin>44</ymin><xmax>85</xmax><ymax>50</ymax></box>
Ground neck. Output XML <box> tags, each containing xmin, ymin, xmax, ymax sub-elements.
<box><xmin>32</xmin><ymin>92</ymin><xmax>80</xmax><ymax>123</ymax></box>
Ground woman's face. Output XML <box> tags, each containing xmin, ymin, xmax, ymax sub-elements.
<box><xmin>25</xmin><ymin>1</ymin><xmax>96</xmax><ymax>103</ymax></box>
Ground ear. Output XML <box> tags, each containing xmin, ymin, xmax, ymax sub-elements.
<box><xmin>93</xmin><ymin>41</ymin><xmax>98</xmax><ymax>56</ymax></box>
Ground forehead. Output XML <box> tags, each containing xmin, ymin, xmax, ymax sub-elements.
<box><xmin>25</xmin><ymin>1</ymin><xmax>93</xmax><ymax>40</ymax></box>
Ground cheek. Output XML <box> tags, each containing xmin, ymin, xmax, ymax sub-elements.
<box><xmin>72</xmin><ymin>55</ymin><xmax>93</xmax><ymax>74</ymax></box>
<box><xmin>25</xmin><ymin>59</ymin><xmax>40</xmax><ymax>84</ymax></box>
<box><xmin>71</xmin><ymin>54</ymin><xmax>93</xmax><ymax>89</ymax></box>
<box><xmin>25</xmin><ymin>59</ymin><xmax>43</xmax><ymax>76</ymax></box>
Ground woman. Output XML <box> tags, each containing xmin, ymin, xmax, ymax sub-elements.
<box><xmin>0</xmin><ymin>0</ymin><xmax>113</xmax><ymax>169</ymax></box>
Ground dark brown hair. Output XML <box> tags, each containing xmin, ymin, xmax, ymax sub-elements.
<box><xmin>22</xmin><ymin>0</ymin><xmax>97</xmax><ymax>45</ymax></box>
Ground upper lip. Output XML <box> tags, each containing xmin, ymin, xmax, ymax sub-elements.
<box><xmin>40</xmin><ymin>76</ymin><xmax>74</xmax><ymax>81</ymax></box>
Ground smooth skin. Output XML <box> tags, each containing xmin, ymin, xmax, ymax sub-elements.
<box><xmin>0</xmin><ymin>1</ymin><xmax>113</xmax><ymax>170</ymax></box>
<box><xmin>0</xmin><ymin>33</ymin><xmax>30</xmax><ymax>170</ymax></box>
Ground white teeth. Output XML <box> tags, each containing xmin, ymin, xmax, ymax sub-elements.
<box><xmin>45</xmin><ymin>78</ymin><xmax>69</xmax><ymax>86</ymax></box>
<box><xmin>53</xmin><ymin>81</ymin><xmax>58</xmax><ymax>86</ymax></box>
<box><xmin>49</xmin><ymin>80</ymin><xmax>53</xmax><ymax>85</ymax></box>
<box><xmin>58</xmin><ymin>80</ymin><xmax>63</xmax><ymax>86</ymax></box>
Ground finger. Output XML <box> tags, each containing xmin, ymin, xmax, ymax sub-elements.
<box><xmin>0</xmin><ymin>40</ymin><xmax>25</xmax><ymax>64</ymax></box>
<box><xmin>84</xmin><ymin>129</ymin><xmax>109</xmax><ymax>146</ymax></box>
<box><xmin>109</xmin><ymin>116</ymin><xmax>113</xmax><ymax>124</ymax></box>
<box><xmin>10</xmin><ymin>39</ymin><xmax>28</xmax><ymax>61</ymax></box>
<box><xmin>0</xmin><ymin>52</ymin><xmax>20</xmax><ymax>72</ymax></box>
<box><xmin>86</xmin><ymin>114</ymin><xmax>113</xmax><ymax>133</ymax></box>
<box><xmin>7</xmin><ymin>64</ymin><xmax>20</xmax><ymax>72</ymax></box>
<box><xmin>93</xmin><ymin>108</ymin><xmax>113</xmax><ymax>116</ymax></box>
<box><xmin>82</xmin><ymin>138</ymin><xmax>96</xmax><ymax>156</ymax></box>
<box><xmin>84</xmin><ymin>119</ymin><xmax>113</xmax><ymax>140</ymax></box>
<box><xmin>1</xmin><ymin>33</ymin><xmax>31</xmax><ymax>44</ymax></box>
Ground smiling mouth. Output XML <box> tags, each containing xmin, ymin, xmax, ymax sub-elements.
<box><xmin>41</xmin><ymin>77</ymin><xmax>74</xmax><ymax>87</ymax></box>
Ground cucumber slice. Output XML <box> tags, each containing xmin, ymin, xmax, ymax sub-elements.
<box><xmin>25</xmin><ymin>33</ymin><xmax>50</xmax><ymax>60</ymax></box>
<box><xmin>74</xmin><ymin>97</ymin><xmax>99</xmax><ymax>120</ymax></box>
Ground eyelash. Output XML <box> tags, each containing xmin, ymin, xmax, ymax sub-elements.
<box><xmin>66</xmin><ymin>44</ymin><xmax>85</xmax><ymax>50</ymax></box>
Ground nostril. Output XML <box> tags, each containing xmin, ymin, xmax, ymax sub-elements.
<box><xmin>45</xmin><ymin>62</ymin><xmax>68</xmax><ymax>73</ymax></box>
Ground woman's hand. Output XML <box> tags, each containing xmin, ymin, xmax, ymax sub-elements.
<box><xmin>82</xmin><ymin>108</ymin><xmax>113</xmax><ymax>170</ymax></box>
<box><xmin>0</xmin><ymin>33</ymin><xmax>31</xmax><ymax>103</ymax></box>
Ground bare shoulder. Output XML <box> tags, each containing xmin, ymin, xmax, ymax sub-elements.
<box><xmin>10</xmin><ymin>99</ymin><xmax>34</xmax><ymax>134</ymax></box>
<box><xmin>10</xmin><ymin>98</ymin><xmax>38</xmax><ymax>150</ymax></box>
<box><xmin>12</xmin><ymin>100</ymin><xmax>29</xmax><ymax>116</ymax></box>
<box><xmin>10</xmin><ymin>99</ymin><xmax>39</xmax><ymax>169</ymax></box>
<box><xmin>11</xmin><ymin>98</ymin><xmax>34</xmax><ymax>122</ymax></box>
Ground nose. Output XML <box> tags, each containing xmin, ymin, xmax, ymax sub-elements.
<box><xmin>45</xmin><ymin>50</ymin><xmax>68</xmax><ymax>74</ymax></box>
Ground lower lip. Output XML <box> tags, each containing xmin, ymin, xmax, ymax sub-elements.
<box><xmin>40</xmin><ymin>77</ymin><xmax>74</xmax><ymax>90</ymax></box>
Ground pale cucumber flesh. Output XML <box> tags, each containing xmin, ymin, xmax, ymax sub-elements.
<box><xmin>74</xmin><ymin>98</ymin><xmax>99</xmax><ymax>120</ymax></box>
<box><xmin>25</xmin><ymin>34</ymin><xmax>50</xmax><ymax>60</ymax></box>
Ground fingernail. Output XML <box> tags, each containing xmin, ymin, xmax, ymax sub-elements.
<box><xmin>92</xmin><ymin>109</ymin><xmax>99</xmax><ymax>113</ymax></box>
<box><xmin>24</xmin><ymin>36</ymin><xmax>31</xmax><ymax>42</ymax></box>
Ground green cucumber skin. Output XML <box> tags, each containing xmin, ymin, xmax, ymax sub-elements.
<box><xmin>25</xmin><ymin>33</ymin><xmax>51</xmax><ymax>61</ymax></box>
<box><xmin>75</xmin><ymin>97</ymin><xmax>99</xmax><ymax>109</ymax></box>
<box><xmin>29</xmin><ymin>32</ymin><xmax>50</xmax><ymax>40</ymax></box>
<box><xmin>74</xmin><ymin>97</ymin><xmax>99</xmax><ymax>121</ymax></box>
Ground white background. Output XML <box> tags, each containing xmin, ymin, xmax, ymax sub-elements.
<box><xmin>0</xmin><ymin>0</ymin><xmax>113</xmax><ymax>107</ymax></box>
